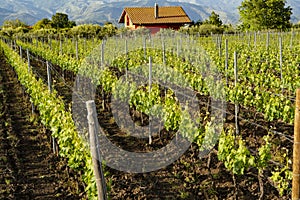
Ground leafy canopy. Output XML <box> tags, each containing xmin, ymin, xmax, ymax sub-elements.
<box><xmin>2</xmin><ymin>19</ymin><xmax>28</xmax><ymax>29</ymax></box>
<box><xmin>204</xmin><ymin>11</ymin><xmax>223</xmax><ymax>27</ymax></box>
<box><xmin>238</xmin><ymin>0</ymin><xmax>292</xmax><ymax>30</ymax></box>
<box><xmin>51</xmin><ymin>13</ymin><xmax>76</xmax><ymax>29</ymax></box>
<box><xmin>32</xmin><ymin>18</ymin><xmax>52</xmax><ymax>29</ymax></box>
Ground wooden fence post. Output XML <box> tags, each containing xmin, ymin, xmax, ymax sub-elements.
<box><xmin>148</xmin><ymin>56</ymin><xmax>153</xmax><ymax>145</ymax></box>
<box><xmin>225</xmin><ymin>39</ymin><xmax>228</xmax><ymax>86</ymax></box>
<box><xmin>293</xmin><ymin>88</ymin><xmax>300</xmax><ymax>200</ymax></box>
<box><xmin>47</xmin><ymin>61</ymin><xmax>58</xmax><ymax>155</ymax></box>
<box><xmin>26</xmin><ymin>49</ymin><xmax>35</xmax><ymax>114</ymax></box>
<box><xmin>86</xmin><ymin>100</ymin><xmax>107</xmax><ymax>200</ymax></box>
<box><xmin>279</xmin><ymin>36</ymin><xmax>283</xmax><ymax>94</ymax></box>
<box><xmin>101</xmin><ymin>41</ymin><xmax>105</xmax><ymax>68</ymax></box>
<box><xmin>234</xmin><ymin>51</ymin><xmax>240</xmax><ymax>136</ymax></box>
<box><xmin>76</xmin><ymin>40</ymin><xmax>79</xmax><ymax>60</ymax></box>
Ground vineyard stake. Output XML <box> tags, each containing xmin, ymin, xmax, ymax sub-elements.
<box><xmin>76</xmin><ymin>40</ymin><xmax>79</xmax><ymax>60</ymax></box>
<box><xmin>225</xmin><ymin>39</ymin><xmax>228</xmax><ymax>86</ymax></box>
<box><xmin>101</xmin><ymin>41</ymin><xmax>105</xmax><ymax>68</ymax></box>
<box><xmin>293</xmin><ymin>89</ymin><xmax>300</xmax><ymax>200</ymax></box>
<box><xmin>266</xmin><ymin>32</ymin><xmax>270</xmax><ymax>50</ymax></box>
<box><xmin>162</xmin><ymin>41</ymin><xmax>166</xmax><ymax>66</ymax></box>
<box><xmin>279</xmin><ymin>36</ymin><xmax>283</xmax><ymax>94</ymax></box>
<box><xmin>218</xmin><ymin>35</ymin><xmax>222</xmax><ymax>58</ymax></box>
<box><xmin>254</xmin><ymin>32</ymin><xmax>257</xmax><ymax>47</ymax></box>
<box><xmin>47</xmin><ymin>61</ymin><xmax>58</xmax><ymax>155</ymax></box>
<box><xmin>177</xmin><ymin>40</ymin><xmax>179</xmax><ymax>57</ymax></box>
<box><xmin>248</xmin><ymin>32</ymin><xmax>251</xmax><ymax>47</ymax></box>
<box><xmin>234</xmin><ymin>51</ymin><xmax>240</xmax><ymax>136</ymax></box>
<box><xmin>84</xmin><ymin>37</ymin><xmax>87</xmax><ymax>53</ymax></box>
<box><xmin>19</xmin><ymin>46</ymin><xmax>22</xmax><ymax>58</ymax></box>
<box><xmin>47</xmin><ymin>61</ymin><xmax>52</xmax><ymax>93</ymax></box>
<box><xmin>290</xmin><ymin>31</ymin><xmax>294</xmax><ymax>50</ymax></box>
<box><xmin>143</xmin><ymin>36</ymin><xmax>146</xmax><ymax>58</ymax></box>
<box><xmin>27</xmin><ymin>49</ymin><xmax>30</xmax><ymax>72</ymax></box>
<box><xmin>125</xmin><ymin>39</ymin><xmax>128</xmax><ymax>81</ymax></box>
<box><xmin>49</xmin><ymin>36</ymin><xmax>52</xmax><ymax>50</ymax></box>
<box><xmin>26</xmin><ymin>49</ymin><xmax>35</xmax><ymax>114</ymax></box>
<box><xmin>60</xmin><ymin>38</ymin><xmax>62</xmax><ymax>55</ymax></box>
<box><xmin>86</xmin><ymin>100</ymin><xmax>108</xmax><ymax>200</ymax></box>
<box><xmin>149</xmin><ymin>56</ymin><xmax>153</xmax><ymax>145</ymax></box>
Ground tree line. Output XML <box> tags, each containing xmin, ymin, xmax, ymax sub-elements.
<box><xmin>1</xmin><ymin>0</ymin><xmax>299</xmax><ymax>38</ymax></box>
<box><xmin>182</xmin><ymin>0</ymin><xmax>297</xmax><ymax>35</ymax></box>
<box><xmin>0</xmin><ymin>13</ymin><xmax>118</xmax><ymax>39</ymax></box>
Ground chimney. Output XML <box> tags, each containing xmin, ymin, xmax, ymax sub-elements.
<box><xmin>154</xmin><ymin>3</ymin><xmax>158</xmax><ymax>19</ymax></box>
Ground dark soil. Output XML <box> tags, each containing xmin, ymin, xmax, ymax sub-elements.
<box><xmin>0</xmin><ymin>50</ymin><xmax>86</xmax><ymax>199</ymax></box>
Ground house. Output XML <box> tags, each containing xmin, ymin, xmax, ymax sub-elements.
<box><xmin>118</xmin><ymin>3</ymin><xmax>192</xmax><ymax>34</ymax></box>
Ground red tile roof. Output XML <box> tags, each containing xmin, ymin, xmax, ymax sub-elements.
<box><xmin>119</xmin><ymin>6</ymin><xmax>192</xmax><ymax>25</ymax></box>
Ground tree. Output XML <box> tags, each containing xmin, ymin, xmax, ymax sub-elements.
<box><xmin>238</xmin><ymin>0</ymin><xmax>292</xmax><ymax>30</ymax></box>
<box><xmin>70</xmin><ymin>24</ymin><xmax>102</xmax><ymax>37</ymax></box>
<box><xmin>2</xmin><ymin>19</ymin><xmax>28</xmax><ymax>29</ymax></box>
<box><xmin>32</xmin><ymin>18</ymin><xmax>52</xmax><ymax>29</ymax></box>
<box><xmin>51</xmin><ymin>13</ymin><xmax>76</xmax><ymax>29</ymax></box>
<box><xmin>204</xmin><ymin>11</ymin><xmax>223</xmax><ymax>27</ymax></box>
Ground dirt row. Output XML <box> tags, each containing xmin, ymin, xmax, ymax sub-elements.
<box><xmin>0</xmin><ymin>49</ymin><xmax>85</xmax><ymax>199</ymax></box>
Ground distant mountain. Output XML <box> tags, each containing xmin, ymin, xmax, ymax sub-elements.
<box><xmin>0</xmin><ymin>0</ymin><xmax>299</xmax><ymax>27</ymax></box>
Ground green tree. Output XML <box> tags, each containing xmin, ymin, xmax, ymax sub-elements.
<box><xmin>32</xmin><ymin>18</ymin><xmax>52</xmax><ymax>29</ymax></box>
<box><xmin>1</xmin><ymin>19</ymin><xmax>29</xmax><ymax>38</ymax></box>
<box><xmin>238</xmin><ymin>0</ymin><xmax>292</xmax><ymax>30</ymax></box>
<box><xmin>2</xmin><ymin>19</ymin><xmax>28</xmax><ymax>29</ymax></box>
<box><xmin>204</xmin><ymin>11</ymin><xmax>223</xmax><ymax>27</ymax></box>
<box><xmin>51</xmin><ymin>13</ymin><xmax>76</xmax><ymax>29</ymax></box>
<box><xmin>101</xmin><ymin>22</ymin><xmax>117</xmax><ymax>37</ymax></box>
<box><xmin>70</xmin><ymin>24</ymin><xmax>102</xmax><ymax>37</ymax></box>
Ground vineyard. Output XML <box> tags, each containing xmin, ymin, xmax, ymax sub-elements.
<box><xmin>0</xmin><ymin>29</ymin><xmax>299</xmax><ymax>199</ymax></box>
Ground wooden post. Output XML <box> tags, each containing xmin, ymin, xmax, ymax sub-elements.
<box><xmin>47</xmin><ymin>61</ymin><xmax>58</xmax><ymax>155</ymax></box>
<box><xmin>266</xmin><ymin>32</ymin><xmax>270</xmax><ymax>50</ymax></box>
<box><xmin>234</xmin><ymin>51</ymin><xmax>240</xmax><ymax>136</ymax></box>
<box><xmin>143</xmin><ymin>36</ymin><xmax>146</xmax><ymax>58</ymax></box>
<box><xmin>125</xmin><ymin>39</ymin><xmax>128</xmax><ymax>81</ymax></box>
<box><xmin>125</xmin><ymin>39</ymin><xmax>128</xmax><ymax>55</ymax></box>
<box><xmin>290</xmin><ymin>31</ymin><xmax>294</xmax><ymax>50</ymax></box>
<box><xmin>177</xmin><ymin>40</ymin><xmax>180</xmax><ymax>57</ymax></box>
<box><xmin>49</xmin><ymin>37</ymin><xmax>52</xmax><ymax>50</ymax></box>
<box><xmin>225</xmin><ymin>39</ymin><xmax>228</xmax><ymax>86</ymax></box>
<box><xmin>86</xmin><ymin>100</ymin><xmax>108</xmax><ymax>200</ymax></box>
<box><xmin>27</xmin><ymin>49</ymin><xmax>35</xmax><ymax>114</ymax></box>
<box><xmin>254</xmin><ymin>32</ymin><xmax>257</xmax><ymax>47</ymax></box>
<box><xmin>60</xmin><ymin>38</ymin><xmax>63</xmax><ymax>55</ymax></box>
<box><xmin>27</xmin><ymin>49</ymin><xmax>30</xmax><ymax>72</ymax></box>
<box><xmin>293</xmin><ymin>89</ymin><xmax>300</xmax><ymax>200</ymax></box>
<box><xmin>248</xmin><ymin>32</ymin><xmax>251</xmax><ymax>47</ymax></box>
<box><xmin>84</xmin><ymin>37</ymin><xmax>87</xmax><ymax>53</ymax></box>
<box><xmin>279</xmin><ymin>37</ymin><xmax>283</xmax><ymax>93</ymax></box>
<box><xmin>218</xmin><ymin>36</ymin><xmax>222</xmax><ymax>58</ymax></box>
<box><xmin>47</xmin><ymin>61</ymin><xmax>52</xmax><ymax>93</ymax></box>
<box><xmin>149</xmin><ymin>56</ymin><xmax>153</xmax><ymax>145</ymax></box>
<box><xmin>19</xmin><ymin>46</ymin><xmax>22</xmax><ymax>58</ymax></box>
<box><xmin>101</xmin><ymin>41</ymin><xmax>105</xmax><ymax>68</ymax></box>
<box><xmin>76</xmin><ymin>40</ymin><xmax>79</xmax><ymax>60</ymax></box>
<box><xmin>162</xmin><ymin>41</ymin><xmax>166</xmax><ymax>66</ymax></box>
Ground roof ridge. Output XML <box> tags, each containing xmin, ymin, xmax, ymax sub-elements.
<box><xmin>124</xmin><ymin>6</ymin><xmax>182</xmax><ymax>9</ymax></box>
